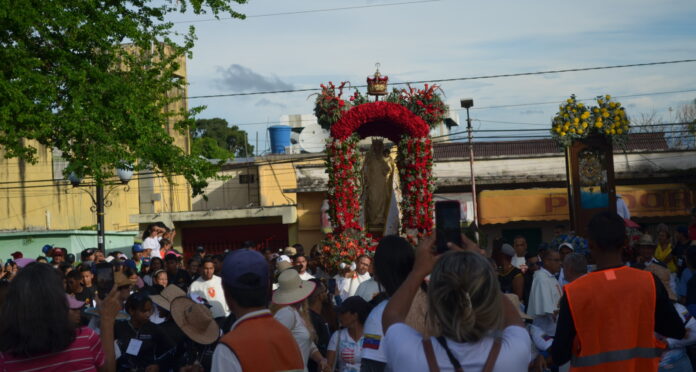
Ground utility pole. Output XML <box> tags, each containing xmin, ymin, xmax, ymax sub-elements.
<box><xmin>460</xmin><ymin>98</ymin><xmax>478</xmax><ymax>237</ymax></box>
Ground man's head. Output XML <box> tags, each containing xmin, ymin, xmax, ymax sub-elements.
<box><xmin>554</xmin><ymin>225</ymin><xmax>565</xmax><ymax>237</ymax></box>
<box><xmin>131</xmin><ymin>244</ymin><xmax>144</xmax><ymax>261</ymax></box>
<box><xmin>261</xmin><ymin>247</ymin><xmax>275</xmax><ymax>262</ymax></box>
<box><xmin>513</xmin><ymin>236</ymin><xmax>527</xmax><ymax>256</ymax></box>
<box><xmin>78</xmin><ymin>264</ymin><xmax>94</xmax><ymax>287</ymax></box>
<box><xmin>81</xmin><ymin>248</ymin><xmax>96</xmax><ymax>263</ymax></box>
<box><xmin>195</xmin><ymin>246</ymin><xmax>206</xmax><ymax>257</ymax></box>
<box><xmin>164</xmin><ymin>254</ymin><xmax>178</xmax><ymax>274</ymax></box>
<box><xmin>563</xmin><ymin>253</ymin><xmax>588</xmax><ymax>283</ymax></box>
<box><xmin>525</xmin><ymin>253</ymin><xmax>541</xmax><ymax>273</ymax></box>
<box><xmin>221</xmin><ymin>249</ymin><xmax>269</xmax><ymax>311</ymax></box>
<box><xmin>187</xmin><ymin>258</ymin><xmax>201</xmax><ymax>276</ymax></box>
<box><xmin>94</xmin><ymin>250</ymin><xmax>105</xmax><ymax>263</ymax></box>
<box><xmin>200</xmin><ymin>258</ymin><xmax>215</xmax><ymax>281</ymax></box>
<box><xmin>66</xmin><ymin>270</ymin><xmax>84</xmax><ymax>293</ymax></box>
<box><xmin>212</xmin><ymin>254</ymin><xmax>224</xmax><ymax>275</ymax></box>
<box><xmin>558</xmin><ymin>242</ymin><xmax>574</xmax><ymax>261</ymax></box>
<box><xmin>51</xmin><ymin>248</ymin><xmax>66</xmax><ymax>264</ymax></box>
<box><xmin>637</xmin><ymin>234</ymin><xmax>657</xmax><ymax>261</ymax></box>
<box><xmin>588</xmin><ymin>211</ymin><xmax>627</xmax><ymax>255</ymax></box>
<box><xmin>294</xmin><ymin>255</ymin><xmax>308</xmax><ymax>274</ymax></box>
<box><xmin>541</xmin><ymin>248</ymin><xmax>562</xmax><ymax>275</ymax></box>
<box><xmin>356</xmin><ymin>255</ymin><xmax>372</xmax><ymax>276</ymax></box>
<box><xmin>676</xmin><ymin>226</ymin><xmax>689</xmax><ymax>242</ymax></box>
<box><xmin>496</xmin><ymin>244</ymin><xmax>515</xmax><ymax>267</ymax></box>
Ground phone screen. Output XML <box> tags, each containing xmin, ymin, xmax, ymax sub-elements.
<box><xmin>435</xmin><ymin>201</ymin><xmax>462</xmax><ymax>254</ymax></box>
<box><xmin>95</xmin><ymin>263</ymin><xmax>114</xmax><ymax>300</ymax></box>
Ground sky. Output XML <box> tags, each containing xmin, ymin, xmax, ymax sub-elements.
<box><xmin>167</xmin><ymin>0</ymin><xmax>696</xmax><ymax>152</ymax></box>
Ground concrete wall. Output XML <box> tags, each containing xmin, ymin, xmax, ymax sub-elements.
<box><xmin>192</xmin><ymin>168</ymin><xmax>259</xmax><ymax>210</ymax></box>
<box><xmin>0</xmin><ymin>230</ymin><xmax>138</xmax><ymax>259</ymax></box>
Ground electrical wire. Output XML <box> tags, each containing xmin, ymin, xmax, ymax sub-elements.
<box><xmin>187</xmin><ymin>59</ymin><xmax>696</xmax><ymax>99</ymax></box>
<box><xmin>173</xmin><ymin>0</ymin><xmax>441</xmax><ymax>24</ymax></box>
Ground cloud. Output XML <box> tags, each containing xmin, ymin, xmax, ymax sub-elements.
<box><xmin>255</xmin><ymin>98</ymin><xmax>287</xmax><ymax>109</ymax></box>
<box><xmin>215</xmin><ymin>64</ymin><xmax>294</xmax><ymax>92</ymax></box>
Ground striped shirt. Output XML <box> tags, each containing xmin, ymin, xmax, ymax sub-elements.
<box><xmin>0</xmin><ymin>326</ymin><xmax>105</xmax><ymax>372</ymax></box>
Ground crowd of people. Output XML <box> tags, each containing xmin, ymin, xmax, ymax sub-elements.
<box><xmin>0</xmin><ymin>213</ymin><xmax>695</xmax><ymax>371</ymax></box>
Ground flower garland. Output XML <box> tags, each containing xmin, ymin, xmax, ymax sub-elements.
<box><xmin>315</xmin><ymin>81</ymin><xmax>349</xmax><ymax>130</ymax></box>
<box><xmin>386</xmin><ymin>84</ymin><xmax>447</xmax><ymax>129</ymax></box>
<box><xmin>552</xmin><ymin>94</ymin><xmax>630</xmax><ymax>147</ymax></box>
<box><xmin>330</xmin><ymin>101</ymin><xmax>430</xmax><ymax>142</ymax></box>
<box><xmin>397</xmin><ymin>137</ymin><xmax>435</xmax><ymax>236</ymax></box>
<box><xmin>325</xmin><ymin>135</ymin><xmax>362</xmax><ymax>232</ymax></box>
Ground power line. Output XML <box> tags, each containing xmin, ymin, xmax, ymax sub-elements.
<box><xmin>174</xmin><ymin>0</ymin><xmax>441</xmax><ymax>24</ymax></box>
<box><xmin>187</xmin><ymin>59</ymin><xmax>696</xmax><ymax>99</ymax></box>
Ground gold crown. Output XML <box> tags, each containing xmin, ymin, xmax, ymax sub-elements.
<box><xmin>367</xmin><ymin>64</ymin><xmax>388</xmax><ymax>96</ymax></box>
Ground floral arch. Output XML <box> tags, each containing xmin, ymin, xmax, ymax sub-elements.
<box><xmin>316</xmin><ymin>81</ymin><xmax>446</xmax><ymax>270</ymax></box>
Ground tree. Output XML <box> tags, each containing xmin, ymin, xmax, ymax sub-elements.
<box><xmin>191</xmin><ymin>118</ymin><xmax>254</xmax><ymax>158</ymax></box>
<box><xmin>0</xmin><ymin>0</ymin><xmax>245</xmax><ymax>195</ymax></box>
<box><xmin>634</xmin><ymin>100</ymin><xmax>696</xmax><ymax>149</ymax></box>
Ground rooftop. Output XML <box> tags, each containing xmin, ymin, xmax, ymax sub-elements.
<box><xmin>434</xmin><ymin>132</ymin><xmax>669</xmax><ymax>160</ymax></box>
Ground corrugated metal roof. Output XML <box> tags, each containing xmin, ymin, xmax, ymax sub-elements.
<box><xmin>434</xmin><ymin>132</ymin><xmax>669</xmax><ymax>160</ymax></box>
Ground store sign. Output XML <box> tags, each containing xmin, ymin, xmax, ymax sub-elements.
<box><xmin>480</xmin><ymin>184</ymin><xmax>694</xmax><ymax>224</ymax></box>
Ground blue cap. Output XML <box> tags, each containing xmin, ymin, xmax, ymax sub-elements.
<box><xmin>142</xmin><ymin>257</ymin><xmax>151</xmax><ymax>266</ymax></box>
<box><xmin>132</xmin><ymin>243</ymin><xmax>145</xmax><ymax>253</ymax></box>
<box><xmin>221</xmin><ymin>249</ymin><xmax>269</xmax><ymax>289</ymax></box>
<box><xmin>123</xmin><ymin>259</ymin><xmax>137</xmax><ymax>271</ymax></box>
<box><xmin>42</xmin><ymin>244</ymin><xmax>54</xmax><ymax>254</ymax></box>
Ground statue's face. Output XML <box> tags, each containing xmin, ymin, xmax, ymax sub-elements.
<box><xmin>371</xmin><ymin>139</ymin><xmax>383</xmax><ymax>152</ymax></box>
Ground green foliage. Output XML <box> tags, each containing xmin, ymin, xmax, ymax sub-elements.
<box><xmin>0</xmin><ymin>0</ymin><xmax>246</xmax><ymax>196</ymax></box>
<box><xmin>191</xmin><ymin>118</ymin><xmax>254</xmax><ymax>157</ymax></box>
<box><xmin>191</xmin><ymin>137</ymin><xmax>234</xmax><ymax>162</ymax></box>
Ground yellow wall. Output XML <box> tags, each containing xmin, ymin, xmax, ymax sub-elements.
<box><xmin>296</xmin><ymin>191</ymin><xmax>327</xmax><ymax>250</ymax></box>
<box><xmin>258</xmin><ymin>160</ymin><xmax>298</xmax><ymax>207</ymax></box>
<box><xmin>192</xmin><ymin>167</ymin><xmax>259</xmax><ymax>211</ymax></box>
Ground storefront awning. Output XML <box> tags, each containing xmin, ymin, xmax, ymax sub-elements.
<box><xmin>479</xmin><ymin>184</ymin><xmax>694</xmax><ymax>225</ymax></box>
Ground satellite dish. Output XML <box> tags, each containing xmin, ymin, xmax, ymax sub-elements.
<box><xmin>298</xmin><ymin>124</ymin><xmax>329</xmax><ymax>153</ymax></box>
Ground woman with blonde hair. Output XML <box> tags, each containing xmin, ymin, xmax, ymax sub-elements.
<box><xmin>382</xmin><ymin>234</ymin><xmax>532</xmax><ymax>372</ymax></box>
<box><xmin>273</xmin><ymin>269</ymin><xmax>330</xmax><ymax>372</ymax></box>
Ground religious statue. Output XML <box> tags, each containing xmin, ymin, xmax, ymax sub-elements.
<box><xmin>362</xmin><ymin>138</ymin><xmax>395</xmax><ymax>229</ymax></box>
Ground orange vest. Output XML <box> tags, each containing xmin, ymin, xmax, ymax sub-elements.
<box><xmin>219</xmin><ymin>312</ymin><xmax>304</xmax><ymax>372</ymax></box>
<box><xmin>565</xmin><ymin>266</ymin><xmax>665</xmax><ymax>372</ymax></box>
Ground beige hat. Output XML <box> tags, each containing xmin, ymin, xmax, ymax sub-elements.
<box><xmin>637</xmin><ymin>234</ymin><xmax>656</xmax><ymax>246</ymax></box>
<box><xmin>276</xmin><ymin>260</ymin><xmax>294</xmax><ymax>273</ymax></box>
<box><xmin>646</xmin><ymin>265</ymin><xmax>677</xmax><ymax>301</ymax></box>
<box><xmin>504</xmin><ymin>293</ymin><xmax>533</xmax><ymax>320</ymax></box>
<box><xmin>170</xmin><ymin>297</ymin><xmax>220</xmax><ymax>345</ymax></box>
<box><xmin>272</xmin><ymin>269</ymin><xmax>316</xmax><ymax>306</ymax></box>
<box><xmin>283</xmin><ymin>247</ymin><xmax>297</xmax><ymax>257</ymax></box>
<box><xmin>150</xmin><ymin>284</ymin><xmax>186</xmax><ymax>312</ymax></box>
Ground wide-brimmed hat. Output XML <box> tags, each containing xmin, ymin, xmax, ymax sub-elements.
<box><xmin>272</xmin><ymin>269</ymin><xmax>316</xmax><ymax>305</ymax></box>
<box><xmin>283</xmin><ymin>247</ymin><xmax>297</xmax><ymax>257</ymax></box>
<box><xmin>646</xmin><ymin>265</ymin><xmax>677</xmax><ymax>301</ymax></box>
<box><xmin>170</xmin><ymin>297</ymin><xmax>220</xmax><ymax>345</ymax></box>
<box><xmin>504</xmin><ymin>293</ymin><xmax>533</xmax><ymax>320</ymax></box>
<box><xmin>150</xmin><ymin>284</ymin><xmax>186</xmax><ymax>311</ymax></box>
<box><xmin>637</xmin><ymin>234</ymin><xmax>656</xmax><ymax>246</ymax></box>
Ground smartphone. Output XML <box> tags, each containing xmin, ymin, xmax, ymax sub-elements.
<box><xmin>435</xmin><ymin>201</ymin><xmax>462</xmax><ymax>254</ymax></box>
<box><xmin>95</xmin><ymin>262</ymin><xmax>114</xmax><ymax>300</ymax></box>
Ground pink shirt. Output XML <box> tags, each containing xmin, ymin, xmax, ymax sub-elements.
<box><xmin>0</xmin><ymin>326</ymin><xmax>105</xmax><ymax>372</ymax></box>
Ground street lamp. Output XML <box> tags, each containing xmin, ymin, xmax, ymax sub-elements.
<box><xmin>68</xmin><ymin>168</ymin><xmax>132</xmax><ymax>251</ymax></box>
<box><xmin>460</xmin><ymin>98</ymin><xmax>479</xmax><ymax>234</ymax></box>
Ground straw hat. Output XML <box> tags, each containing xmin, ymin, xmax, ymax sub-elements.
<box><xmin>637</xmin><ymin>234</ymin><xmax>656</xmax><ymax>246</ymax></box>
<box><xmin>170</xmin><ymin>297</ymin><xmax>220</xmax><ymax>345</ymax></box>
<box><xmin>504</xmin><ymin>293</ymin><xmax>533</xmax><ymax>320</ymax></box>
<box><xmin>150</xmin><ymin>284</ymin><xmax>186</xmax><ymax>311</ymax></box>
<box><xmin>272</xmin><ymin>269</ymin><xmax>316</xmax><ymax>305</ymax></box>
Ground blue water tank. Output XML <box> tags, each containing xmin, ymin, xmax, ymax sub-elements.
<box><xmin>268</xmin><ymin>125</ymin><xmax>292</xmax><ymax>154</ymax></box>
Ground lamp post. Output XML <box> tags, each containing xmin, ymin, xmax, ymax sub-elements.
<box><xmin>69</xmin><ymin>168</ymin><xmax>132</xmax><ymax>251</ymax></box>
<box><xmin>460</xmin><ymin>98</ymin><xmax>478</xmax><ymax>233</ymax></box>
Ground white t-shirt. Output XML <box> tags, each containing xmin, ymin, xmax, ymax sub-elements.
<box><xmin>355</xmin><ymin>278</ymin><xmax>382</xmax><ymax>302</ymax></box>
<box><xmin>188</xmin><ymin>275</ymin><xmax>230</xmax><ymax>318</ymax></box>
<box><xmin>340</xmin><ymin>272</ymin><xmax>371</xmax><ymax>300</ymax></box>
<box><xmin>384</xmin><ymin>323</ymin><xmax>531</xmax><ymax>372</ymax></box>
<box><xmin>526</xmin><ymin>268</ymin><xmax>562</xmax><ymax>336</ymax></box>
<box><xmin>274</xmin><ymin>306</ymin><xmax>317</xmax><ymax>372</ymax></box>
<box><xmin>361</xmin><ymin>300</ymin><xmax>388</xmax><ymax>363</ymax></box>
<box><xmin>328</xmin><ymin>328</ymin><xmax>364</xmax><ymax>372</ymax></box>
<box><xmin>299</xmin><ymin>271</ymin><xmax>315</xmax><ymax>281</ymax></box>
<box><xmin>142</xmin><ymin>237</ymin><xmax>161</xmax><ymax>258</ymax></box>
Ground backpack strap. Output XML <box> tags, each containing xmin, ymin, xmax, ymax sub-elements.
<box><xmin>422</xmin><ymin>338</ymin><xmax>440</xmax><ymax>372</ymax></box>
<box><xmin>482</xmin><ymin>336</ymin><xmax>502</xmax><ymax>372</ymax></box>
